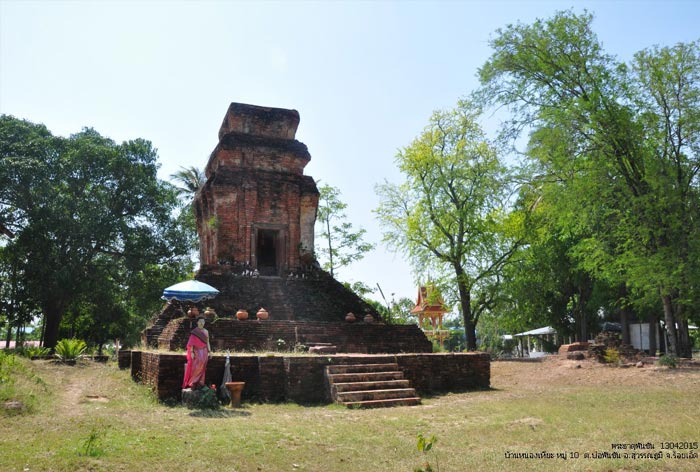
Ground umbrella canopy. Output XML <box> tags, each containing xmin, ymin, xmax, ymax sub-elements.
<box><xmin>162</xmin><ymin>280</ymin><xmax>220</xmax><ymax>302</ymax></box>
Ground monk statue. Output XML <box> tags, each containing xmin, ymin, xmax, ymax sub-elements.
<box><xmin>182</xmin><ymin>316</ymin><xmax>212</xmax><ymax>389</ymax></box>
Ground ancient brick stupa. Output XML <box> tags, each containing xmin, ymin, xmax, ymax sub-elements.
<box><xmin>196</xmin><ymin>103</ymin><xmax>318</xmax><ymax>275</ymax></box>
<box><xmin>143</xmin><ymin>102</ymin><xmax>431</xmax><ymax>354</ymax></box>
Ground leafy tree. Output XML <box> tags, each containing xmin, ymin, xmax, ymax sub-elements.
<box><xmin>0</xmin><ymin>115</ymin><xmax>192</xmax><ymax>348</ymax></box>
<box><xmin>629</xmin><ymin>41</ymin><xmax>700</xmax><ymax>355</ymax></box>
<box><xmin>375</xmin><ymin>102</ymin><xmax>523</xmax><ymax>350</ymax></box>
<box><xmin>478</xmin><ymin>11</ymin><xmax>700</xmax><ymax>356</ymax></box>
<box><xmin>0</xmin><ymin>243</ymin><xmax>37</xmax><ymax>347</ymax></box>
<box><xmin>315</xmin><ymin>184</ymin><xmax>375</xmax><ymax>278</ymax></box>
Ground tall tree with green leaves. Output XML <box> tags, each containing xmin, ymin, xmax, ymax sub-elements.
<box><xmin>478</xmin><ymin>10</ymin><xmax>700</xmax><ymax>356</ymax></box>
<box><xmin>0</xmin><ymin>115</ymin><xmax>192</xmax><ymax>348</ymax></box>
<box><xmin>315</xmin><ymin>184</ymin><xmax>375</xmax><ymax>278</ymax></box>
<box><xmin>375</xmin><ymin>102</ymin><xmax>523</xmax><ymax>350</ymax></box>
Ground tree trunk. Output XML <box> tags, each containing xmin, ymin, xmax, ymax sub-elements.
<box><xmin>42</xmin><ymin>300</ymin><xmax>66</xmax><ymax>350</ymax></box>
<box><xmin>579</xmin><ymin>277</ymin><xmax>593</xmax><ymax>342</ymax></box>
<box><xmin>648</xmin><ymin>314</ymin><xmax>657</xmax><ymax>355</ymax></box>
<box><xmin>661</xmin><ymin>294</ymin><xmax>678</xmax><ymax>356</ymax></box>
<box><xmin>618</xmin><ymin>285</ymin><xmax>630</xmax><ymax>345</ymax></box>
<box><xmin>677</xmin><ymin>318</ymin><xmax>692</xmax><ymax>359</ymax></box>
<box><xmin>325</xmin><ymin>216</ymin><xmax>334</xmax><ymax>278</ymax></box>
<box><xmin>619</xmin><ymin>307</ymin><xmax>630</xmax><ymax>345</ymax></box>
<box><xmin>454</xmin><ymin>265</ymin><xmax>476</xmax><ymax>350</ymax></box>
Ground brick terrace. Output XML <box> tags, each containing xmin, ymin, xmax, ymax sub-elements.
<box><xmin>122</xmin><ymin>351</ymin><xmax>490</xmax><ymax>403</ymax></box>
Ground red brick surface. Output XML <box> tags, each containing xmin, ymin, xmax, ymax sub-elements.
<box><xmin>195</xmin><ymin>103</ymin><xmax>317</xmax><ymax>270</ymax></box>
<box><xmin>128</xmin><ymin>351</ymin><xmax>490</xmax><ymax>403</ymax></box>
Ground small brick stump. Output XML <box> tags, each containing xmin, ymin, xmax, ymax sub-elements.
<box><xmin>558</xmin><ymin>342</ymin><xmax>590</xmax><ymax>354</ymax></box>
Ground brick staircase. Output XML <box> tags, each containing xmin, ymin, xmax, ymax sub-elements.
<box><xmin>326</xmin><ymin>363</ymin><xmax>421</xmax><ymax>408</ymax></box>
<box><xmin>260</xmin><ymin>277</ymin><xmax>293</xmax><ymax>320</ymax></box>
<box><xmin>144</xmin><ymin>313</ymin><xmax>176</xmax><ymax>348</ymax></box>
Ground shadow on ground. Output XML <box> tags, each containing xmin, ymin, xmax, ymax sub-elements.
<box><xmin>189</xmin><ymin>409</ymin><xmax>251</xmax><ymax>418</ymax></box>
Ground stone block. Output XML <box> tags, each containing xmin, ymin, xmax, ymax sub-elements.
<box><xmin>558</xmin><ymin>342</ymin><xmax>590</xmax><ymax>354</ymax></box>
<box><xmin>218</xmin><ymin>103</ymin><xmax>300</xmax><ymax>141</ymax></box>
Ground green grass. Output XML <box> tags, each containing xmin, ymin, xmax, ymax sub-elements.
<box><xmin>1</xmin><ymin>357</ymin><xmax>699</xmax><ymax>471</ymax></box>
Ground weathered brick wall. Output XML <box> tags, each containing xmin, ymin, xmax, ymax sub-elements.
<box><xmin>197</xmin><ymin>169</ymin><xmax>314</xmax><ymax>269</ymax></box>
<box><xmin>194</xmin><ymin>267</ymin><xmax>383</xmax><ymax>322</ymax></box>
<box><xmin>195</xmin><ymin>102</ymin><xmax>316</xmax><ymax>270</ymax></box>
<box><xmin>130</xmin><ymin>350</ymin><xmax>142</xmax><ymax>381</ymax></box>
<box><xmin>118</xmin><ymin>350</ymin><xmax>131</xmax><ymax>369</ymax></box>
<box><xmin>146</xmin><ymin>264</ymin><xmax>416</xmax><ymax>351</ymax></box>
<box><xmin>157</xmin><ymin>318</ymin><xmax>432</xmax><ymax>354</ymax></box>
<box><xmin>217</xmin><ymin>103</ymin><xmax>300</xmax><ymax>141</ymax></box>
<box><xmin>131</xmin><ymin>351</ymin><xmax>490</xmax><ymax>403</ymax></box>
<box><xmin>395</xmin><ymin>353</ymin><xmax>491</xmax><ymax>392</ymax></box>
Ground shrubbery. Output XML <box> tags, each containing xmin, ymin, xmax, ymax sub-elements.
<box><xmin>657</xmin><ymin>354</ymin><xmax>679</xmax><ymax>369</ymax></box>
<box><xmin>603</xmin><ymin>347</ymin><xmax>621</xmax><ymax>365</ymax></box>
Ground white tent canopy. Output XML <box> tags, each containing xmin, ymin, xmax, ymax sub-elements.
<box><xmin>514</xmin><ymin>326</ymin><xmax>556</xmax><ymax>337</ymax></box>
<box><xmin>511</xmin><ymin>326</ymin><xmax>558</xmax><ymax>358</ymax></box>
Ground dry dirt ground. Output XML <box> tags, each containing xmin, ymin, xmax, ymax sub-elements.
<box><xmin>491</xmin><ymin>355</ymin><xmax>700</xmax><ymax>391</ymax></box>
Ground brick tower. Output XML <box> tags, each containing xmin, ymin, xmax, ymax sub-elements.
<box><xmin>195</xmin><ymin>102</ymin><xmax>319</xmax><ymax>276</ymax></box>
<box><xmin>143</xmin><ymin>102</ymin><xmax>432</xmax><ymax>354</ymax></box>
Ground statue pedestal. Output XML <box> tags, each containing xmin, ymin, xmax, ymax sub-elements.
<box><xmin>224</xmin><ymin>382</ymin><xmax>245</xmax><ymax>408</ymax></box>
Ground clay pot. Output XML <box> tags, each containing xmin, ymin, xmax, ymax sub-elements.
<box><xmin>224</xmin><ymin>381</ymin><xmax>245</xmax><ymax>408</ymax></box>
<box><xmin>363</xmin><ymin>314</ymin><xmax>375</xmax><ymax>323</ymax></box>
<box><xmin>256</xmin><ymin>308</ymin><xmax>269</xmax><ymax>320</ymax></box>
<box><xmin>236</xmin><ymin>309</ymin><xmax>249</xmax><ymax>321</ymax></box>
<box><xmin>345</xmin><ymin>312</ymin><xmax>356</xmax><ymax>323</ymax></box>
<box><xmin>187</xmin><ymin>307</ymin><xmax>199</xmax><ymax>318</ymax></box>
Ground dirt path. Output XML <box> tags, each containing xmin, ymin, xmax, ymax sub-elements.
<box><xmin>34</xmin><ymin>361</ymin><xmax>111</xmax><ymax>418</ymax></box>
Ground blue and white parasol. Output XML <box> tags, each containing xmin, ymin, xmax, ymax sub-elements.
<box><xmin>161</xmin><ymin>280</ymin><xmax>220</xmax><ymax>302</ymax></box>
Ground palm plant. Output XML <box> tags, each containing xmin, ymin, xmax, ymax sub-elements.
<box><xmin>170</xmin><ymin>166</ymin><xmax>204</xmax><ymax>200</ymax></box>
<box><xmin>54</xmin><ymin>338</ymin><xmax>87</xmax><ymax>363</ymax></box>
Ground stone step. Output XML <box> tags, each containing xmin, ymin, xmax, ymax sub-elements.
<box><xmin>327</xmin><ymin>371</ymin><xmax>404</xmax><ymax>383</ymax></box>
<box><xmin>325</xmin><ymin>363</ymin><xmax>421</xmax><ymax>409</ymax></box>
<box><xmin>326</xmin><ymin>363</ymin><xmax>399</xmax><ymax>375</ymax></box>
<box><xmin>331</xmin><ymin>379</ymin><xmax>411</xmax><ymax>393</ymax></box>
<box><xmin>336</xmin><ymin>388</ymin><xmax>418</xmax><ymax>403</ymax></box>
<box><xmin>341</xmin><ymin>397</ymin><xmax>422</xmax><ymax>409</ymax></box>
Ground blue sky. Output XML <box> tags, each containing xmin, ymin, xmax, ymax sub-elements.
<box><xmin>1</xmin><ymin>0</ymin><xmax>699</xmax><ymax>311</ymax></box>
